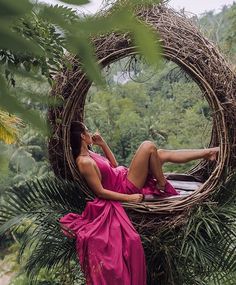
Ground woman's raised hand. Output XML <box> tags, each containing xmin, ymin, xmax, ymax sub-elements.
<box><xmin>92</xmin><ymin>131</ymin><xmax>105</xmax><ymax>146</ymax></box>
<box><xmin>128</xmin><ymin>194</ymin><xmax>144</xmax><ymax>203</ymax></box>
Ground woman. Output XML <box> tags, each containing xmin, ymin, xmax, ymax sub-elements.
<box><xmin>60</xmin><ymin>121</ymin><xmax>219</xmax><ymax>285</ymax></box>
<box><xmin>71</xmin><ymin>121</ymin><xmax>219</xmax><ymax>202</ymax></box>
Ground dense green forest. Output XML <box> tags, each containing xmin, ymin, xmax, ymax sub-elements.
<box><xmin>85</xmin><ymin>58</ymin><xmax>212</xmax><ymax>173</ymax></box>
<box><xmin>0</xmin><ymin>2</ymin><xmax>236</xmax><ymax>284</ymax></box>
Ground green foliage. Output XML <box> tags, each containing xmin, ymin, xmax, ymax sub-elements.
<box><xmin>0</xmin><ymin>176</ymin><xmax>87</xmax><ymax>284</ymax></box>
<box><xmin>12</xmin><ymin>13</ymin><xmax>65</xmax><ymax>81</ymax></box>
<box><xmin>0</xmin><ymin>0</ymin><xmax>40</xmax><ymax>53</ymax></box>
<box><xmin>61</xmin><ymin>0</ymin><xmax>90</xmax><ymax>4</ymax></box>
<box><xmin>0</xmin><ymin>74</ymin><xmax>49</xmax><ymax>135</ymax></box>
<box><xmin>199</xmin><ymin>3</ymin><xmax>236</xmax><ymax>59</ymax></box>
<box><xmin>0</xmin><ymin>125</ymin><xmax>53</xmax><ymax>195</ymax></box>
<box><xmin>0</xmin><ymin>3</ymin><xmax>236</xmax><ymax>285</ymax></box>
<box><xmin>0</xmin><ymin>0</ymin><xmax>162</xmax><ymax>133</ymax></box>
<box><xmin>85</xmin><ymin>58</ymin><xmax>212</xmax><ymax>171</ymax></box>
<box><xmin>178</xmin><ymin>203</ymin><xmax>236</xmax><ymax>284</ymax></box>
<box><xmin>142</xmin><ymin>174</ymin><xmax>236</xmax><ymax>285</ymax></box>
<box><xmin>0</xmin><ymin>143</ymin><xmax>9</xmax><ymax>176</ymax></box>
<box><xmin>0</xmin><ymin>110</ymin><xmax>23</xmax><ymax>144</ymax></box>
<box><xmin>224</xmin><ymin>3</ymin><xmax>236</xmax><ymax>56</ymax></box>
<box><xmin>0</xmin><ymin>173</ymin><xmax>235</xmax><ymax>285</ymax></box>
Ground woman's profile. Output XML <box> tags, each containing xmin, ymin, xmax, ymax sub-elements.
<box><xmin>60</xmin><ymin>120</ymin><xmax>219</xmax><ymax>285</ymax></box>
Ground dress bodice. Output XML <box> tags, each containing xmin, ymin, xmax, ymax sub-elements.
<box><xmin>88</xmin><ymin>151</ymin><xmax>127</xmax><ymax>192</ymax></box>
<box><xmin>88</xmin><ymin>151</ymin><xmax>179</xmax><ymax>197</ymax></box>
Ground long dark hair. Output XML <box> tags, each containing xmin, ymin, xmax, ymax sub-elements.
<box><xmin>70</xmin><ymin>121</ymin><xmax>86</xmax><ymax>160</ymax></box>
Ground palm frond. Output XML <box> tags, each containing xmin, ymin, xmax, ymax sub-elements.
<box><xmin>0</xmin><ymin>176</ymin><xmax>87</xmax><ymax>224</ymax></box>
<box><xmin>0</xmin><ymin>176</ymin><xmax>88</xmax><ymax>283</ymax></box>
<box><xmin>142</xmin><ymin>173</ymin><xmax>236</xmax><ymax>285</ymax></box>
<box><xmin>176</xmin><ymin>199</ymin><xmax>236</xmax><ymax>284</ymax></box>
<box><xmin>0</xmin><ymin>173</ymin><xmax>235</xmax><ymax>284</ymax></box>
<box><xmin>213</xmin><ymin>172</ymin><xmax>236</xmax><ymax>206</ymax></box>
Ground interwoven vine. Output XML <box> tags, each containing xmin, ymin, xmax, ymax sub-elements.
<box><xmin>48</xmin><ymin>4</ymin><xmax>236</xmax><ymax>230</ymax></box>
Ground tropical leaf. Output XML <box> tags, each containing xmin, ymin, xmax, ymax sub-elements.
<box><xmin>0</xmin><ymin>74</ymin><xmax>49</xmax><ymax>136</ymax></box>
<box><xmin>0</xmin><ymin>0</ymin><xmax>43</xmax><ymax>54</ymax></box>
<box><xmin>0</xmin><ymin>176</ymin><xmax>89</xmax><ymax>283</ymax></box>
<box><xmin>40</xmin><ymin>1</ymin><xmax>162</xmax><ymax>85</ymax></box>
<box><xmin>0</xmin><ymin>0</ymin><xmax>32</xmax><ymax>19</ymax></box>
<box><xmin>0</xmin><ymin>174</ymin><xmax>235</xmax><ymax>284</ymax></box>
<box><xmin>60</xmin><ymin>0</ymin><xmax>90</xmax><ymax>4</ymax></box>
<box><xmin>0</xmin><ymin>109</ymin><xmax>24</xmax><ymax>144</ymax></box>
<box><xmin>140</xmin><ymin>173</ymin><xmax>236</xmax><ymax>285</ymax></box>
<box><xmin>0</xmin><ymin>0</ymin><xmax>162</xmax><ymax>134</ymax></box>
<box><xmin>176</xmin><ymin>198</ymin><xmax>236</xmax><ymax>285</ymax></box>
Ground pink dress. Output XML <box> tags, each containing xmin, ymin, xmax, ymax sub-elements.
<box><xmin>59</xmin><ymin>151</ymin><xmax>179</xmax><ymax>285</ymax></box>
<box><xmin>87</xmin><ymin>151</ymin><xmax>179</xmax><ymax>197</ymax></box>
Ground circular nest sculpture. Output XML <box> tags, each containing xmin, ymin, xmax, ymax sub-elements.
<box><xmin>48</xmin><ymin>4</ymin><xmax>236</xmax><ymax>232</ymax></box>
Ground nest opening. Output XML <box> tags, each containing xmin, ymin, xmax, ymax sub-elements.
<box><xmin>83</xmin><ymin>55</ymin><xmax>213</xmax><ymax>193</ymax></box>
<box><xmin>48</xmin><ymin>5</ymin><xmax>236</xmax><ymax>225</ymax></box>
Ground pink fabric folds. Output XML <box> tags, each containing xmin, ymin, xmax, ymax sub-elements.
<box><xmin>59</xmin><ymin>198</ymin><xmax>147</xmax><ymax>285</ymax></box>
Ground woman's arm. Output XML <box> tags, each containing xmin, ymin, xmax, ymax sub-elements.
<box><xmin>92</xmin><ymin>132</ymin><xmax>118</xmax><ymax>167</ymax></box>
<box><xmin>78</xmin><ymin>158</ymin><xmax>143</xmax><ymax>203</ymax></box>
<box><xmin>100</xmin><ymin>141</ymin><xmax>118</xmax><ymax>167</ymax></box>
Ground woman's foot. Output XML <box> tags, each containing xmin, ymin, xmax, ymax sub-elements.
<box><xmin>156</xmin><ymin>180</ymin><xmax>179</xmax><ymax>195</ymax></box>
<box><xmin>156</xmin><ymin>179</ymin><xmax>167</xmax><ymax>193</ymax></box>
<box><xmin>205</xmin><ymin>147</ymin><xmax>220</xmax><ymax>161</ymax></box>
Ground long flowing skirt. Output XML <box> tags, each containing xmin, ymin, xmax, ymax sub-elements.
<box><xmin>59</xmin><ymin>198</ymin><xmax>147</xmax><ymax>285</ymax></box>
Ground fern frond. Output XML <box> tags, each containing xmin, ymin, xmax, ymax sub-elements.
<box><xmin>0</xmin><ymin>176</ymin><xmax>88</xmax><ymax>282</ymax></box>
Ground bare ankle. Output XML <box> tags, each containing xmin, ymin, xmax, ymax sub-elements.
<box><xmin>205</xmin><ymin>147</ymin><xmax>219</xmax><ymax>161</ymax></box>
<box><xmin>156</xmin><ymin>179</ymin><xmax>167</xmax><ymax>189</ymax></box>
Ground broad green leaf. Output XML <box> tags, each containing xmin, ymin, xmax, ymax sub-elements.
<box><xmin>0</xmin><ymin>0</ymin><xmax>32</xmax><ymax>19</ymax></box>
<box><xmin>59</xmin><ymin>0</ymin><xmax>90</xmax><ymax>4</ymax></box>
<box><xmin>129</xmin><ymin>19</ymin><xmax>161</xmax><ymax>66</ymax></box>
<box><xmin>12</xmin><ymin>87</ymin><xmax>64</xmax><ymax>107</ymax></box>
<box><xmin>68</xmin><ymin>35</ymin><xmax>104</xmax><ymax>85</ymax></box>
<box><xmin>39</xmin><ymin>4</ymin><xmax>79</xmax><ymax>27</ymax></box>
<box><xmin>0</xmin><ymin>22</ymin><xmax>43</xmax><ymax>55</ymax></box>
<box><xmin>45</xmin><ymin>5</ymin><xmax>161</xmax><ymax>85</ymax></box>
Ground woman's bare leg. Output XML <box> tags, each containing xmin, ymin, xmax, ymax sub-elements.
<box><xmin>157</xmin><ymin>147</ymin><xmax>219</xmax><ymax>165</ymax></box>
<box><xmin>127</xmin><ymin>141</ymin><xmax>166</xmax><ymax>189</ymax></box>
<box><xmin>127</xmin><ymin>143</ymin><xmax>219</xmax><ymax>189</ymax></box>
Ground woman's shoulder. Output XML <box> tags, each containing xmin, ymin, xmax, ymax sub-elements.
<box><xmin>76</xmin><ymin>155</ymin><xmax>93</xmax><ymax>164</ymax></box>
<box><xmin>76</xmin><ymin>156</ymin><xmax>96</xmax><ymax>173</ymax></box>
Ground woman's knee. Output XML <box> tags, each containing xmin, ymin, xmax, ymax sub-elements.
<box><xmin>157</xmin><ymin>149</ymin><xmax>168</xmax><ymax>164</ymax></box>
<box><xmin>140</xmin><ymin>140</ymin><xmax>157</xmax><ymax>153</ymax></box>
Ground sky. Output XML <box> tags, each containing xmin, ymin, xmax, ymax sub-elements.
<box><xmin>39</xmin><ymin>0</ymin><xmax>236</xmax><ymax>15</ymax></box>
